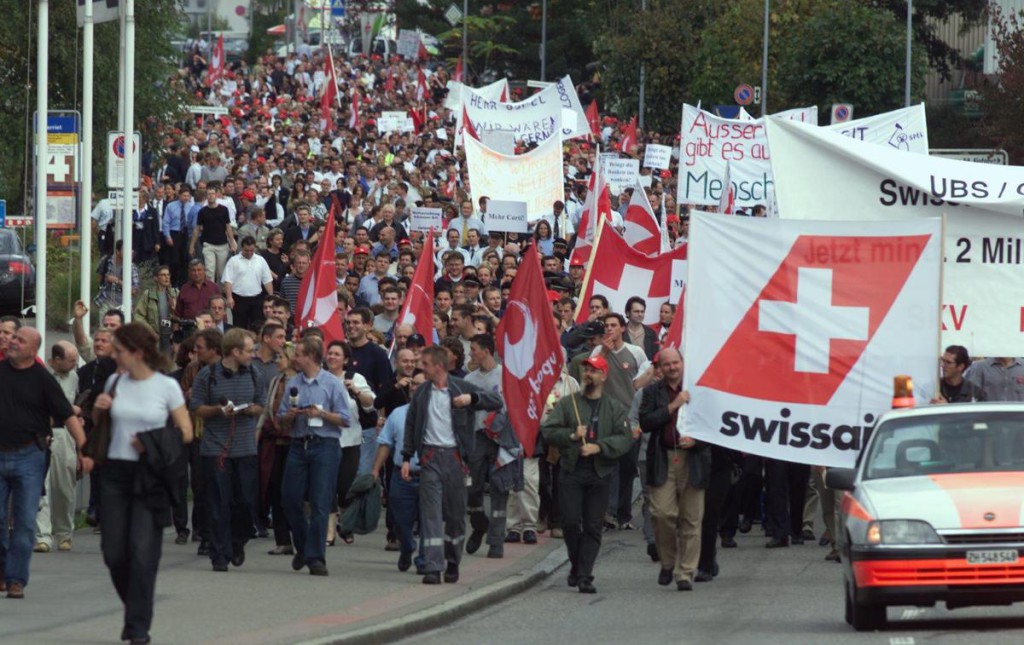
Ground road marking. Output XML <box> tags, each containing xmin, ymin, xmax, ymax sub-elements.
<box><xmin>889</xmin><ymin>637</ymin><xmax>915</xmax><ymax>645</ymax></box>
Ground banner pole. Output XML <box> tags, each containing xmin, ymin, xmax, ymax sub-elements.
<box><xmin>937</xmin><ymin>212</ymin><xmax>946</xmax><ymax>398</ymax></box>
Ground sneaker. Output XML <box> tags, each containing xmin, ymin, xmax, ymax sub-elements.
<box><xmin>58</xmin><ymin>539</ymin><xmax>72</xmax><ymax>552</ymax></box>
<box><xmin>791</xmin><ymin>536</ymin><xmax>805</xmax><ymax>546</ymax></box>
<box><xmin>33</xmin><ymin>542</ymin><xmax>50</xmax><ymax>553</ymax></box>
<box><xmin>523</xmin><ymin>530</ymin><xmax>538</xmax><ymax>544</ymax></box>
<box><xmin>486</xmin><ymin>544</ymin><xmax>504</xmax><ymax>559</ymax></box>
<box><xmin>505</xmin><ymin>531</ymin><xmax>522</xmax><ymax>543</ymax></box>
<box><xmin>174</xmin><ymin>531</ymin><xmax>189</xmax><ymax>546</ymax></box>
<box><xmin>422</xmin><ymin>571</ymin><xmax>441</xmax><ymax>585</ymax></box>
<box><xmin>443</xmin><ymin>563</ymin><xmax>460</xmax><ymax>583</ymax></box>
<box><xmin>268</xmin><ymin>545</ymin><xmax>294</xmax><ymax>555</ymax></box>
<box><xmin>819</xmin><ymin>533</ymin><xmax>831</xmax><ymax>547</ymax></box>
<box><xmin>765</xmin><ymin>537</ymin><xmax>790</xmax><ymax>548</ymax></box>
<box><xmin>619</xmin><ymin>522</ymin><xmax>637</xmax><ymax>531</ymax></box>
<box><xmin>7</xmin><ymin>581</ymin><xmax>25</xmax><ymax>599</ymax></box>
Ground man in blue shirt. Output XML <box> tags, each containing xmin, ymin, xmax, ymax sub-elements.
<box><xmin>277</xmin><ymin>337</ymin><xmax>353</xmax><ymax>577</ymax></box>
<box><xmin>161</xmin><ymin>186</ymin><xmax>193</xmax><ymax>283</ymax></box>
<box><xmin>372</xmin><ymin>370</ymin><xmax>427</xmax><ymax>574</ymax></box>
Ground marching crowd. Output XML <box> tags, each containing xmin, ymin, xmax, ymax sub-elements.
<box><xmin>4</xmin><ymin>36</ymin><xmax>994</xmax><ymax>645</ymax></box>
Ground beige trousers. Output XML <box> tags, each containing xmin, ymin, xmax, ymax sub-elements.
<box><xmin>649</xmin><ymin>452</ymin><xmax>705</xmax><ymax>582</ymax></box>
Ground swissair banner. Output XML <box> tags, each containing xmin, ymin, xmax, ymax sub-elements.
<box><xmin>676</xmin><ymin>103</ymin><xmax>929</xmax><ymax>207</ymax></box>
<box><xmin>682</xmin><ymin>214</ymin><xmax>941</xmax><ymax>468</ymax></box>
<box><xmin>458</xmin><ymin>75</ymin><xmax>590</xmax><ymax>145</ymax></box>
<box><xmin>463</xmin><ymin>133</ymin><xmax>564</xmax><ymax>219</ymax></box>
<box><xmin>766</xmin><ymin>117</ymin><xmax>1024</xmax><ymax>356</ymax></box>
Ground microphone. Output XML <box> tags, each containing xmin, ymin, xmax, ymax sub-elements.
<box><xmin>289</xmin><ymin>387</ymin><xmax>299</xmax><ymax>408</ymax></box>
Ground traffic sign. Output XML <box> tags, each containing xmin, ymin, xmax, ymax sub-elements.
<box><xmin>734</xmin><ymin>84</ymin><xmax>754</xmax><ymax>106</ymax></box>
<box><xmin>331</xmin><ymin>0</ymin><xmax>345</xmax><ymax>17</ymax></box>
<box><xmin>444</xmin><ymin>4</ymin><xmax>463</xmax><ymax>26</ymax></box>
<box><xmin>930</xmin><ymin>148</ymin><xmax>1009</xmax><ymax>165</ymax></box>
<box><xmin>106</xmin><ymin>131</ymin><xmax>142</xmax><ymax>189</ymax></box>
<box><xmin>831</xmin><ymin>103</ymin><xmax>854</xmax><ymax>124</ymax></box>
<box><xmin>0</xmin><ymin>199</ymin><xmax>6</xmax><ymax>228</ymax></box>
<box><xmin>33</xmin><ymin>110</ymin><xmax>81</xmax><ymax>229</ymax></box>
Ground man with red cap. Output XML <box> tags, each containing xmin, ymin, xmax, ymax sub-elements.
<box><xmin>541</xmin><ymin>354</ymin><xmax>632</xmax><ymax>594</ymax></box>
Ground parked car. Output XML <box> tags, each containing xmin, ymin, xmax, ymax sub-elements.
<box><xmin>0</xmin><ymin>229</ymin><xmax>35</xmax><ymax>312</ymax></box>
<box><xmin>829</xmin><ymin>403</ymin><xmax>1024</xmax><ymax>631</ymax></box>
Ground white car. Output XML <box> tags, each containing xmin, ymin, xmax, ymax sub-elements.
<box><xmin>828</xmin><ymin>403</ymin><xmax>1024</xmax><ymax>631</ymax></box>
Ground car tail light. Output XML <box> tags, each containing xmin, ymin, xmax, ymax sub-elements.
<box><xmin>8</xmin><ymin>261</ymin><xmax>30</xmax><ymax>275</ymax></box>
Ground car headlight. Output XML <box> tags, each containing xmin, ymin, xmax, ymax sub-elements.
<box><xmin>866</xmin><ymin>520</ymin><xmax>941</xmax><ymax>545</ymax></box>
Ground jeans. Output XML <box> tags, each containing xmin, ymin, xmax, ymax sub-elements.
<box><xmin>202</xmin><ymin>455</ymin><xmax>258</xmax><ymax>567</ymax></box>
<box><xmin>0</xmin><ymin>443</ymin><xmax>47</xmax><ymax>587</ymax></box>
<box><xmin>100</xmin><ymin>460</ymin><xmax>164</xmax><ymax>641</ymax></box>
<box><xmin>389</xmin><ymin>470</ymin><xmax>425</xmax><ymax>568</ymax></box>
<box><xmin>559</xmin><ymin>459</ymin><xmax>610</xmax><ymax>581</ymax></box>
<box><xmin>357</xmin><ymin>427</ymin><xmax>377</xmax><ymax>475</ymax></box>
<box><xmin>281</xmin><ymin>437</ymin><xmax>340</xmax><ymax>567</ymax></box>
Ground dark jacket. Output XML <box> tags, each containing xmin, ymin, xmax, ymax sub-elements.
<box><xmin>402</xmin><ymin>376</ymin><xmax>503</xmax><ymax>461</ymax></box>
<box><xmin>628</xmin><ymin>324</ymin><xmax>660</xmax><ymax>361</ymax></box>
<box><xmin>486</xmin><ymin>410</ymin><xmax>524</xmax><ymax>494</ymax></box>
<box><xmin>638</xmin><ymin>380</ymin><xmax>710</xmax><ymax>489</ymax></box>
<box><xmin>135</xmin><ymin>424</ymin><xmax>185</xmax><ymax>528</ymax></box>
<box><xmin>541</xmin><ymin>392</ymin><xmax>632</xmax><ymax>478</ymax></box>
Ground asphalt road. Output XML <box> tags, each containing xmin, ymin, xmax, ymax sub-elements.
<box><xmin>406</xmin><ymin>525</ymin><xmax>1024</xmax><ymax>645</ymax></box>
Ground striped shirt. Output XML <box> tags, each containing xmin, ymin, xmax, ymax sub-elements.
<box><xmin>190</xmin><ymin>362</ymin><xmax>266</xmax><ymax>458</ymax></box>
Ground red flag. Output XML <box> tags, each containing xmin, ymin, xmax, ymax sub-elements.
<box><xmin>320</xmin><ymin>62</ymin><xmax>337</xmax><ymax>133</ymax></box>
<box><xmin>384</xmin><ymin>67</ymin><xmax>396</xmax><ymax>93</ymax></box>
<box><xmin>660</xmin><ymin>286</ymin><xmax>685</xmax><ymax>351</ymax></box>
<box><xmin>569</xmin><ymin>169</ymin><xmax>613</xmax><ymax>265</ymax></box>
<box><xmin>348</xmin><ymin>90</ymin><xmax>360</xmax><ymax>130</ymax></box>
<box><xmin>496</xmin><ymin>245</ymin><xmax>564</xmax><ymax>457</ymax></box>
<box><xmin>453</xmin><ymin>57</ymin><xmax>464</xmax><ymax>83</ymax></box>
<box><xmin>585</xmin><ymin>101</ymin><xmax>600</xmax><ymax>137</ymax></box>
<box><xmin>619</xmin><ymin>115</ymin><xmax>638</xmax><ymax>154</ymax></box>
<box><xmin>460</xmin><ymin>104</ymin><xmax>479</xmax><ymax>141</ymax></box>
<box><xmin>416</xmin><ymin>69</ymin><xmax>427</xmax><ymax>102</ymax></box>
<box><xmin>397</xmin><ymin>229</ymin><xmax>435</xmax><ymax>346</ymax></box>
<box><xmin>295</xmin><ymin>208</ymin><xmax>344</xmax><ymax>344</ymax></box>
<box><xmin>719</xmin><ymin>161</ymin><xmax>735</xmax><ymax>215</ymax></box>
<box><xmin>207</xmin><ymin>34</ymin><xmax>226</xmax><ymax>87</ymax></box>
<box><xmin>623</xmin><ymin>177</ymin><xmax>662</xmax><ymax>257</ymax></box>
<box><xmin>574</xmin><ymin>218</ymin><xmax>688</xmax><ymax>325</ymax></box>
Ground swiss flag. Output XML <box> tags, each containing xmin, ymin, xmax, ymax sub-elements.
<box><xmin>207</xmin><ymin>34</ymin><xmax>226</xmax><ymax>87</ymax></box>
<box><xmin>697</xmin><ymin>234</ymin><xmax>932</xmax><ymax>405</ymax></box>
<box><xmin>585</xmin><ymin>101</ymin><xmax>600</xmax><ymax>137</ymax></box>
<box><xmin>397</xmin><ymin>229</ymin><xmax>435</xmax><ymax>346</ymax></box>
<box><xmin>415</xmin><ymin>69</ymin><xmax>428</xmax><ymax>102</ymax></box>
<box><xmin>575</xmin><ymin>218</ymin><xmax>688</xmax><ymax>325</ymax></box>
<box><xmin>660</xmin><ymin>287</ymin><xmax>685</xmax><ymax>351</ymax></box>
<box><xmin>348</xmin><ymin>90</ymin><xmax>360</xmax><ymax>130</ymax></box>
<box><xmin>295</xmin><ymin>207</ymin><xmax>344</xmax><ymax>344</ymax></box>
<box><xmin>623</xmin><ymin>177</ymin><xmax>663</xmax><ymax>257</ymax></box>
<box><xmin>320</xmin><ymin>61</ymin><xmax>337</xmax><ymax>133</ymax></box>
<box><xmin>453</xmin><ymin>57</ymin><xmax>464</xmax><ymax>83</ymax></box>
<box><xmin>620</xmin><ymin>116</ymin><xmax>638</xmax><ymax>154</ymax></box>
<box><xmin>569</xmin><ymin>170</ymin><xmax>613</xmax><ymax>266</ymax></box>
<box><xmin>496</xmin><ymin>245</ymin><xmax>564</xmax><ymax>457</ymax></box>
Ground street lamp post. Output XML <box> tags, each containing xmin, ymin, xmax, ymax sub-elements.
<box><xmin>760</xmin><ymin>0</ymin><xmax>769</xmax><ymax>116</ymax></box>
<box><xmin>905</xmin><ymin>0</ymin><xmax>913</xmax><ymax>107</ymax></box>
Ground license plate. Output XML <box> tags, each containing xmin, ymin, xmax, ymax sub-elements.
<box><xmin>966</xmin><ymin>550</ymin><xmax>1019</xmax><ymax>565</ymax></box>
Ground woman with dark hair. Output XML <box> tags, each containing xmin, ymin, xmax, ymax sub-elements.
<box><xmin>324</xmin><ymin>340</ymin><xmax>375</xmax><ymax>545</ymax></box>
<box><xmin>534</xmin><ymin>219</ymin><xmax>554</xmax><ymax>256</ymax></box>
<box><xmin>441</xmin><ymin>336</ymin><xmax>468</xmax><ymax>378</ymax></box>
<box><xmin>92</xmin><ymin>323</ymin><xmax>193</xmax><ymax>644</ymax></box>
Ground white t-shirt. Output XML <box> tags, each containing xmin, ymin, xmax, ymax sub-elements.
<box><xmin>327</xmin><ymin>370</ymin><xmax>375</xmax><ymax>447</ymax></box>
<box><xmin>105</xmin><ymin>372</ymin><xmax>185</xmax><ymax>462</ymax></box>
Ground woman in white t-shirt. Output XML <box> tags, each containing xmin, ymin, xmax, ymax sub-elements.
<box><xmin>92</xmin><ymin>323</ymin><xmax>192</xmax><ymax>645</ymax></box>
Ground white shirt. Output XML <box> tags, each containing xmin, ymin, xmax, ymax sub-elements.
<box><xmin>106</xmin><ymin>373</ymin><xmax>185</xmax><ymax>462</ymax></box>
<box><xmin>91</xmin><ymin>198</ymin><xmax>114</xmax><ymax>229</ymax></box>
<box><xmin>217</xmin><ymin>196</ymin><xmax>238</xmax><ymax>227</ymax></box>
<box><xmin>328</xmin><ymin>370</ymin><xmax>374</xmax><ymax>447</ymax></box>
<box><xmin>424</xmin><ymin>385</ymin><xmax>456</xmax><ymax>447</ymax></box>
<box><xmin>222</xmin><ymin>253</ymin><xmax>273</xmax><ymax>297</ymax></box>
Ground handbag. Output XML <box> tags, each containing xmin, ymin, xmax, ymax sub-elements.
<box><xmin>83</xmin><ymin>375</ymin><xmax>122</xmax><ymax>465</ymax></box>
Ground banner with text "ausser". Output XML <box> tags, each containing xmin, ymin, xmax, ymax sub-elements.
<box><xmin>682</xmin><ymin>214</ymin><xmax>941</xmax><ymax>469</ymax></box>
<box><xmin>766</xmin><ymin>117</ymin><xmax>1024</xmax><ymax>357</ymax></box>
<box><xmin>457</xmin><ymin>75</ymin><xmax>590</xmax><ymax>146</ymax></box>
<box><xmin>676</xmin><ymin>104</ymin><xmax>929</xmax><ymax>207</ymax></box>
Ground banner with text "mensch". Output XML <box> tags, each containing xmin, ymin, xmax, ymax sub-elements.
<box><xmin>457</xmin><ymin>75</ymin><xmax>590</xmax><ymax>146</ymax></box>
<box><xmin>766</xmin><ymin>116</ymin><xmax>1024</xmax><ymax>357</ymax></box>
<box><xmin>676</xmin><ymin>103</ymin><xmax>929</xmax><ymax>207</ymax></box>
<box><xmin>682</xmin><ymin>213</ymin><xmax>941</xmax><ymax>469</ymax></box>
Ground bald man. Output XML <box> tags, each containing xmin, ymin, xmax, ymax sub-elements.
<box><xmin>0</xmin><ymin>328</ymin><xmax>89</xmax><ymax>598</ymax></box>
<box><xmin>35</xmin><ymin>341</ymin><xmax>83</xmax><ymax>553</ymax></box>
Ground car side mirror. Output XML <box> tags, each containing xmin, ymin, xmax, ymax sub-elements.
<box><xmin>825</xmin><ymin>467</ymin><xmax>857</xmax><ymax>491</ymax></box>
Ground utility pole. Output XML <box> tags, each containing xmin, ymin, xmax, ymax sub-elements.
<box><xmin>760</xmin><ymin>0</ymin><xmax>769</xmax><ymax>116</ymax></box>
<box><xmin>120</xmin><ymin>0</ymin><xmax>136</xmax><ymax>321</ymax></box>
<box><xmin>905</xmin><ymin>0</ymin><xmax>913</xmax><ymax>107</ymax></box>
<box><xmin>35</xmin><ymin>0</ymin><xmax>49</xmax><ymax>353</ymax></box>
<box><xmin>540</xmin><ymin>0</ymin><xmax>547</xmax><ymax>82</ymax></box>
<box><xmin>80</xmin><ymin>0</ymin><xmax>94</xmax><ymax>339</ymax></box>
<box><xmin>638</xmin><ymin>0</ymin><xmax>646</xmax><ymax>129</ymax></box>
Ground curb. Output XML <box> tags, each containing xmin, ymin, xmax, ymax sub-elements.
<box><xmin>301</xmin><ymin>547</ymin><xmax>568</xmax><ymax>645</ymax></box>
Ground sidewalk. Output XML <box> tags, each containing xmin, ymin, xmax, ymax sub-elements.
<box><xmin>2</xmin><ymin>523</ymin><xmax>565</xmax><ymax>644</ymax></box>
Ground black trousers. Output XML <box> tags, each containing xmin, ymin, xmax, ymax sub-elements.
<box><xmin>764</xmin><ymin>459</ymin><xmax>811</xmax><ymax>541</ymax></box>
<box><xmin>202</xmin><ymin>455</ymin><xmax>257</xmax><ymax>567</ymax></box>
<box><xmin>100</xmin><ymin>461</ymin><xmax>164</xmax><ymax>641</ymax></box>
<box><xmin>269</xmin><ymin>443</ymin><xmax>293</xmax><ymax>547</ymax></box>
<box><xmin>539</xmin><ymin>456</ymin><xmax>561</xmax><ymax>529</ymax></box>
<box><xmin>698</xmin><ymin>464</ymin><xmax>731</xmax><ymax>573</ymax></box>
<box><xmin>467</xmin><ymin>435</ymin><xmax>498</xmax><ymax>535</ymax></box>
<box><xmin>612</xmin><ymin>440</ymin><xmax>640</xmax><ymax>525</ymax></box>
<box><xmin>559</xmin><ymin>460</ymin><xmax>610</xmax><ymax>581</ymax></box>
<box><xmin>231</xmin><ymin>293</ymin><xmax>265</xmax><ymax>332</ymax></box>
<box><xmin>175</xmin><ymin>441</ymin><xmax>207</xmax><ymax>541</ymax></box>
<box><xmin>335</xmin><ymin>445</ymin><xmax>361</xmax><ymax>513</ymax></box>
<box><xmin>738</xmin><ymin>454</ymin><xmax>764</xmax><ymax>524</ymax></box>
<box><xmin>160</xmin><ymin>231</ymin><xmax>188</xmax><ymax>284</ymax></box>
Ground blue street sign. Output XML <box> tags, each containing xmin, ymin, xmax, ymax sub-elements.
<box><xmin>0</xmin><ymin>199</ymin><xmax>6</xmax><ymax>228</ymax></box>
<box><xmin>331</xmin><ymin>0</ymin><xmax>345</xmax><ymax>17</ymax></box>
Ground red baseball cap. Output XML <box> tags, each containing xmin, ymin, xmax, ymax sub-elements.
<box><xmin>546</xmin><ymin>290</ymin><xmax>561</xmax><ymax>302</ymax></box>
<box><xmin>583</xmin><ymin>355</ymin><xmax>609</xmax><ymax>375</ymax></box>
<box><xmin>354</xmin><ymin>245</ymin><xmax>370</xmax><ymax>255</ymax></box>
<box><xmin>569</xmin><ymin>256</ymin><xmax>585</xmax><ymax>268</ymax></box>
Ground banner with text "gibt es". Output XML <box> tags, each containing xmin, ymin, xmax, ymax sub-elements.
<box><xmin>676</xmin><ymin>104</ymin><xmax>929</xmax><ymax>207</ymax></box>
<box><xmin>766</xmin><ymin>117</ymin><xmax>1024</xmax><ymax>357</ymax></box>
<box><xmin>682</xmin><ymin>213</ymin><xmax>941</xmax><ymax>469</ymax></box>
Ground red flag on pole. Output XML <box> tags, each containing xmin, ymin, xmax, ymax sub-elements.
<box><xmin>585</xmin><ymin>101</ymin><xmax>600</xmax><ymax>137</ymax></box>
<box><xmin>496</xmin><ymin>245</ymin><xmax>565</xmax><ymax>457</ymax></box>
<box><xmin>415</xmin><ymin>69</ymin><xmax>428</xmax><ymax>102</ymax></box>
<box><xmin>623</xmin><ymin>177</ymin><xmax>662</xmax><ymax>257</ymax></box>
<box><xmin>569</xmin><ymin>169</ymin><xmax>613</xmax><ymax>265</ymax></box>
<box><xmin>660</xmin><ymin>286</ymin><xmax>685</xmax><ymax>351</ymax></box>
<box><xmin>619</xmin><ymin>115</ymin><xmax>638</xmax><ymax>154</ymax></box>
<box><xmin>348</xmin><ymin>90</ymin><xmax>360</xmax><ymax>130</ymax></box>
<box><xmin>719</xmin><ymin>161</ymin><xmax>735</xmax><ymax>214</ymax></box>
<box><xmin>295</xmin><ymin>208</ymin><xmax>344</xmax><ymax>344</ymax></box>
<box><xmin>397</xmin><ymin>230</ymin><xmax>435</xmax><ymax>346</ymax></box>
<box><xmin>320</xmin><ymin>61</ymin><xmax>337</xmax><ymax>133</ymax></box>
<box><xmin>453</xmin><ymin>57</ymin><xmax>464</xmax><ymax>83</ymax></box>
<box><xmin>207</xmin><ymin>34</ymin><xmax>226</xmax><ymax>87</ymax></box>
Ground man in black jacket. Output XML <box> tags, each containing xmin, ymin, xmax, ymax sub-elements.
<box><xmin>401</xmin><ymin>346</ymin><xmax>502</xmax><ymax>585</ymax></box>
<box><xmin>638</xmin><ymin>347</ymin><xmax>708</xmax><ymax>591</ymax></box>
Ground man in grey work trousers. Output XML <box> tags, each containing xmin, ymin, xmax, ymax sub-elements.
<box><xmin>401</xmin><ymin>346</ymin><xmax>503</xmax><ymax>585</ymax></box>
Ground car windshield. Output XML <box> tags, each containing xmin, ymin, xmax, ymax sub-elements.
<box><xmin>864</xmin><ymin>412</ymin><xmax>1024</xmax><ymax>479</ymax></box>
<box><xmin>0</xmin><ymin>231</ymin><xmax>18</xmax><ymax>255</ymax></box>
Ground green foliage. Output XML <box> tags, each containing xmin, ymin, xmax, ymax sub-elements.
<box><xmin>870</xmin><ymin>0</ymin><xmax>988</xmax><ymax>79</ymax></box>
<box><xmin>0</xmin><ymin>0</ymin><xmax>189</xmax><ymax>212</ymax></box>
<box><xmin>978</xmin><ymin>6</ymin><xmax>1024</xmax><ymax>163</ymax></box>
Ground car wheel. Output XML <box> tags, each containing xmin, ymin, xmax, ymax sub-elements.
<box><xmin>848</xmin><ymin>581</ymin><xmax>886</xmax><ymax>631</ymax></box>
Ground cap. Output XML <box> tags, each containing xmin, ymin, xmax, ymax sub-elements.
<box><xmin>354</xmin><ymin>245</ymin><xmax>370</xmax><ymax>255</ymax></box>
<box><xmin>578</xmin><ymin>320</ymin><xmax>605</xmax><ymax>339</ymax></box>
<box><xmin>398</xmin><ymin>238</ymin><xmax>412</xmax><ymax>247</ymax></box>
<box><xmin>546</xmin><ymin>290</ymin><xmax>561</xmax><ymax>302</ymax></box>
<box><xmin>569</xmin><ymin>256</ymin><xmax>585</xmax><ymax>268</ymax></box>
<box><xmin>583</xmin><ymin>355</ymin><xmax>609</xmax><ymax>375</ymax></box>
<box><xmin>666</xmin><ymin>214</ymin><xmax>681</xmax><ymax>224</ymax></box>
<box><xmin>241</xmin><ymin>190</ymin><xmax>256</xmax><ymax>202</ymax></box>
<box><xmin>553</xmin><ymin>237</ymin><xmax>569</xmax><ymax>247</ymax></box>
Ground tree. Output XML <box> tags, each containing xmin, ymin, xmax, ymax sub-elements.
<box><xmin>595</xmin><ymin>0</ymin><xmax>720</xmax><ymax>132</ymax></box>
<box><xmin>774</xmin><ymin>1</ymin><xmax>927</xmax><ymax>119</ymax></box>
<box><xmin>978</xmin><ymin>6</ymin><xmax>1024</xmax><ymax>163</ymax></box>
<box><xmin>0</xmin><ymin>1</ymin><xmax>188</xmax><ymax>212</ymax></box>
<box><xmin>872</xmin><ymin>0</ymin><xmax>988</xmax><ymax>80</ymax></box>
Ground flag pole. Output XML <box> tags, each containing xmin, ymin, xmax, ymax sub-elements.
<box><xmin>328</xmin><ymin>44</ymin><xmax>343</xmax><ymax>109</ymax></box>
<box><xmin>570</xmin><ymin>216</ymin><xmax>606</xmax><ymax>322</ymax></box>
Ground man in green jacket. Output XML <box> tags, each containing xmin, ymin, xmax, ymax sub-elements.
<box><xmin>541</xmin><ymin>355</ymin><xmax>632</xmax><ymax>594</ymax></box>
